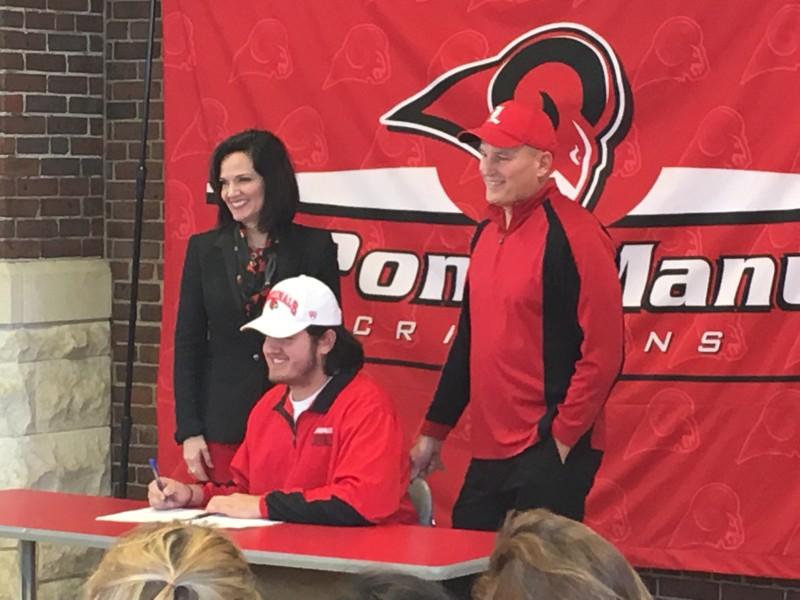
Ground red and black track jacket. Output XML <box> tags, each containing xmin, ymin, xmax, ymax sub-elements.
<box><xmin>422</xmin><ymin>180</ymin><xmax>624</xmax><ymax>459</ymax></box>
<box><xmin>202</xmin><ymin>369</ymin><xmax>416</xmax><ymax>525</ymax></box>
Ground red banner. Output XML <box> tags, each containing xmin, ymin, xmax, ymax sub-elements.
<box><xmin>158</xmin><ymin>0</ymin><xmax>800</xmax><ymax>578</ymax></box>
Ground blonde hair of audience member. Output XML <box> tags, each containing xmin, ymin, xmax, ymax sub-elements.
<box><xmin>85</xmin><ymin>522</ymin><xmax>260</xmax><ymax>600</ymax></box>
<box><xmin>473</xmin><ymin>509</ymin><xmax>652</xmax><ymax>600</ymax></box>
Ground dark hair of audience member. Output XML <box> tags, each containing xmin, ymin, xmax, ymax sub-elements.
<box><xmin>338</xmin><ymin>571</ymin><xmax>454</xmax><ymax>600</ymax></box>
<box><xmin>473</xmin><ymin>509</ymin><xmax>652</xmax><ymax>600</ymax></box>
<box><xmin>85</xmin><ymin>522</ymin><xmax>260</xmax><ymax>600</ymax></box>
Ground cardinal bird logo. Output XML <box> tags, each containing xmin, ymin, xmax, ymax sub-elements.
<box><xmin>381</xmin><ymin>22</ymin><xmax>633</xmax><ymax>212</ymax></box>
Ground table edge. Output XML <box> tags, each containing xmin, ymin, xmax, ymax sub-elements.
<box><xmin>0</xmin><ymin>526</ymin><xmax>117</xmax><ymax>550</ymax></box>
<box><xmin>242</xmin><ymin>549</ymin><xmax>489</xmax><ymax>580</ymax></box>
<box><xmin>0</xmin><ymin>525</ymin><xmax>489</xmax><ymax>580</ymax></box>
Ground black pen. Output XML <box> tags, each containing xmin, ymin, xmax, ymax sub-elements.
<box><xmin>190</xmin><ymin>511</ymin><xmax>223</xmax><ymax>521</ymax></box>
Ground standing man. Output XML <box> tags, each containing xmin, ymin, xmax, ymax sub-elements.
<box><xmin>151</xmin><ymin>275</ymin><xmax>414</xmax><ymax>525</ymax></box>
<box><xmin>410</xmin><ymin>99</ymin><xmax>624</xmax><ymax>531</ymax></box>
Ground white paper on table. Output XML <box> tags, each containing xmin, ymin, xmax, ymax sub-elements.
<box><xmin>96</xmin><ymin>507</ymin><xmax>208</xmax><ymax>523</ymax></box>
<box><xmin>96</xmin><ymin>507</ymin><xmax>280</xmax><ymax>529</ymax></box>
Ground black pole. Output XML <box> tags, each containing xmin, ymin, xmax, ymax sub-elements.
<box><xmin>117</xmin><ymin>0</ymin><xmax>159</xmax><ymax>499</ymax></box>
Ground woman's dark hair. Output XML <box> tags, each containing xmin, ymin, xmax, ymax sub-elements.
<box><xmin>209</xmin><ymin>129</ymin><xmax>299</xmax><ymax>238</ymax></box>
<box><xmin>307</xmin><ymin>325</ymin><xmax>364</xmax><ymax>375</ymax></box>
<box><xmin>338</xmin><ymin>572</ymin><xmax>454</xmax><ymax>600</ymax></box>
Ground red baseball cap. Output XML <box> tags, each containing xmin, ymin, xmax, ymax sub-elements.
<box><xmin>458</xmin><ymin>100</ymin><xmax>557</xmax><ymax>152</ymax></box>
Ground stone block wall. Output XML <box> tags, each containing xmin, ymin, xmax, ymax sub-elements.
<box><xmin>0</xmin><ymin>259</ymin><xmax>111</xmax><ymax>598</ymax></box>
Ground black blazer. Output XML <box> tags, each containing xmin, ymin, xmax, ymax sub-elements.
<box><xmin>173</xmin><ymin>222</ymin><xmax>340</xmax><ymax>444</ymax></box>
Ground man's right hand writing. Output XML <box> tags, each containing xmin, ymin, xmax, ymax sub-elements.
<box><xmin>183</xmin><ymin>435</ymin><xmax>213</xmax><ymax>481</ymax></box>
<box><xmin>147</xmin><ymin>477</ymin><xmax>195</xmax><ymax>510</ymax></box>
<box><xmin>410</xmin><ymin>435</ymin><xmax>444</xmax><ymax>479</ymax></box>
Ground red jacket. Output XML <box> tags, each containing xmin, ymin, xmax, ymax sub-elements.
<box><xmin>203</xmin><ymin>369</ymin><xmax>416</xmax><ymax>525</ymax></box>
<box><xmin>423</xmin><ymin>180</ymin><xmax>623</xmax><ymax>459</ymax></box>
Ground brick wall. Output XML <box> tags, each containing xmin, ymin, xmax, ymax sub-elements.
<box><xmin>1</xmin><ymin>1</ymin><xmax>797</xmax><ymax>597</ymax></box>
<box><xmin>104</xmin><ymin>0</ymin><xmax>163</xmax><ymax>500</ymax></box>
<box><xmin>0</xmin><ymin>0</ymin><xmax>104</xmax><ymax>259</ymax></box>
<box><xmin>639</xmin><ymin>570</ymin><xmax>799</xmax><ymax>600</ymax></box>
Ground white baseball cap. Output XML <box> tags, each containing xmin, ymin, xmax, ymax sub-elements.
<box><xmin>240</xmin><ymin>275</ymin><xmax>342</xmax><ymax>339</ymax></box>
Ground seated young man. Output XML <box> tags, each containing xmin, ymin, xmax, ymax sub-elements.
<box><xmin>149</xmin><ymin>275</ymin><xmax>415</xmax><ymax>525</ymax></box>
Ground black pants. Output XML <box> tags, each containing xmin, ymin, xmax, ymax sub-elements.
<box><xmin>451</xmin><ymin>435</ymin><xmax>602</xmax><ymax>531</ymax></box>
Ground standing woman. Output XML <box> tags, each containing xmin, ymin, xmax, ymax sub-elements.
<box><xmin>173</xmin><ymin>129</ymin><xmax>340</xmax><ymax>483</ymax></box>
